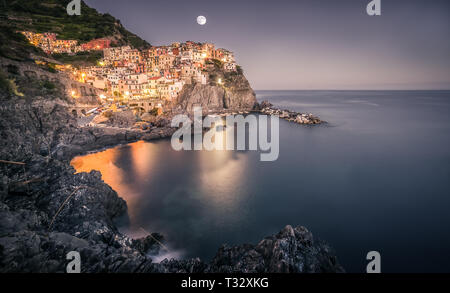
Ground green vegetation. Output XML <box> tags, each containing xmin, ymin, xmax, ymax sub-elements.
<box><xmin>225</xmin><ymin>70</ymin><xmax>241</xmax><ymax>79</ymax></box>
<box><xmin>46</xmin><ymin>63</ymin><xmax>57</xmax><ymax>73</ymax></box>
<box><xmin>2</xmin><ymin>0</ymin><xmax>150</xmax><ymax>48</ymax></box>
<box><xmin>210</xmin><ymin>59</ymin><xmax>224</xmax><ymax>68</ymax></box>
<box><xmin>6</xmin><ymin>64</ymin><xmax>20</xmax><ymax>75</ymax></box>
<box><xmin>0</xmin><ymin>71</ymin><xmax>24</xmax><ymax>96</ymax></box>
<box><xmin>40</xmin><ymin>80</ymin><xmax>56</xmax><ymax>90</ymax></box>
<box><xmin>0</xmin><ymin>25</ymin><xmax>43</xmax><ymax>61</ymax></box>
<box><xmin>148</xmin><ymin>108</ymin><xmax>159</xmax><ymax>116</ymax></box>
<box><xmin>52</xmin><ymin>51</ymin><xmax>103</xmax><ymax>67</ymax></box>
<box><xmin>37</xmin><ymin>62</ymin><xmax>58</xmax><ymax>73</ymax></box>
<box><xmin>0</xmin><ymin>72</ymin><xmax>11</xmax><ymax>92</ymax></box>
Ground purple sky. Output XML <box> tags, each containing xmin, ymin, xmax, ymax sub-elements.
<box><xmin>85</xmin><ymin>0</ymin><xmax>450</xmax><ymax>90</ymax></box>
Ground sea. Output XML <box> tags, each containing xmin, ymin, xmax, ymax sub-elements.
<box><xmin>71</xmin><ymin>90</ymin><xmax>450</xmax><ymax>272</ymax></box>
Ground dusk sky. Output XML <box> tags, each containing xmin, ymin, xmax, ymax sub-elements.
<box><xmin>85</xmin><ymin>0</ymin><xmax>450</xmax><ymax>90</ymax></box>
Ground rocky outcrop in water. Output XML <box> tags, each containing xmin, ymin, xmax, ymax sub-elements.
<box><xmin>258</xmin><ymin>100</ymin><xmax>324</xmax><ymax>125</ymax></box>
<box><xmin>209</xmin><ymin>225</ymin><xmax>343</xmax><ymax>273</ymax></box>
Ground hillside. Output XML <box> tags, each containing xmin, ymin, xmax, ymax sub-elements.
<box><xmin>0</xmin><ymin>24</ymin><xmax>43</xmax><ymax>61</ymax></box>
<box><xmin>0</xmin><ymin>0</ymin><xmax>150</xmax><ymax>49</ymax></box>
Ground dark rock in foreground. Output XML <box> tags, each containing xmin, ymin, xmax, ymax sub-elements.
<box><xmin>209</xmin><ymin>225</ymin><xmax>344</xmax><ymax>273</ymax></box>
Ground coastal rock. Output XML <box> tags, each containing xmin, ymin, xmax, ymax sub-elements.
<box><xmin>140</xmin><ymin>113</ymin><xmax>157</xmax><ymax>123</ymax></box>
<box><xmin>175</xmin><ymin>74</ymin><xmax>257</xmax><ymax>113</ymax></box>
<box><xmin>260</xmin><ymin>106</ymin><xmax>324</xmax><ymax>125</ymax></box>
<box><xmin>177</xmin><ymin>83</ymin><xmax>226</xmax><ymax>112</ymax></box>
<box><xmin>259</xmin><ymin>100</ymin><xmax>273</xmax><ymax>109</ymax></box>
<box><xmin>104</xmin><ymin>110</ymin><xmax>136</xmax><ymax>128</ymax></box>
<box><xmin>208</xmin><ymin>225</ymin><xmax>344</xmax><ymax>273</ymax></box>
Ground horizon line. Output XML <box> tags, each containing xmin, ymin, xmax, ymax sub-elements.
<box><xmin>254</xmin><ymin>89</ymin><xmax>450</xmax><ymax>91</ymax></box>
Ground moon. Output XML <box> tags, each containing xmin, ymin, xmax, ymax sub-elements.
<box><xmin>197</xmin><ymin>15</ymin><xmax>207</xmax><ymax>26</ymax></box>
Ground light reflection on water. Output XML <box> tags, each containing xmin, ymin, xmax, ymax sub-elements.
<box><xmin>71</xmin><ymin>90</ymin><xmax>450</xmax><ymax>272</ymax></box>
<box><xmin>71</xmin><ymin>139</ymin><xmax>251</xmax><ymax>242</ymax></box>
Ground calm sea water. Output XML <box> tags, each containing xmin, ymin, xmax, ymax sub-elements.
<box><xmin>71</xmin><ymin>91</ymin><xmax>450</xmax><ymax>272</ymax></box>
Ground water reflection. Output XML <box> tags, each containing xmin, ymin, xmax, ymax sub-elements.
<box><xmin>71</xmin><ymin>139</ymin><xmax>250</xmax><ymax>245</ymax></box>
<box><xmin>129</xmin><ymin>140</ymin><xmax>157</xmax><ymax>182</ymax></box>
<box><xmin>197</xmin><ymin>122</ymin><xmax>249</xmax><ymax>209</ymax></box>
<box><xmin>198</xmin><ymin>150</ymin><xmax>248</xmax><ymax>209</ymax></box>
<box><xmin>71</xmin><ymin>142</ymin><xmax>157</xmax><ymax>225</ymax></box>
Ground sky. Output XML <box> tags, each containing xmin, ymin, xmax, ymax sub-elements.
<box><xmin>84</xmin><ymin>0</ymin><xmax>450</xmax><ymax>90</ymax></box>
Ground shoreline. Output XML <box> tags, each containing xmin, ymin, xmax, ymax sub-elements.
<box><xmin>69</xmin><ymin>101</ymin><xmax>326</xmax><ymax>159</ymax></box>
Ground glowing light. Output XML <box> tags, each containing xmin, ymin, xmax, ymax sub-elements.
<box><xmin>218</xmin><ymin>78</ymin><xmax>222</xmax><ymax>84</ymax></box>
<box><xmin>125</xmin><ymin>91</ymin><xmax>130</xmax><ymax>96</ymax></box>
<box><xmin>71</xmin><ymin>90</ymin><xmax>76</xmax><ymax>97</ymax></box>
<box><xmin>99</xmin><ymin>94</ymin><xmax>106</xmax><ymax>99</ymax></box>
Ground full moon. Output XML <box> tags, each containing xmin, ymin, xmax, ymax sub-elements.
<box><xmin>197</xmin><ymin>15</ymin><xmax>207</xmax><ymax>25</ymax></box>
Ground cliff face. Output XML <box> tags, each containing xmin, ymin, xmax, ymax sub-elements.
<box><xmin>222</xmin><ymin>73</ymin><xmax>258</xmax><ymax>110</ymax></box>
<box><xmin>175</xmin><ymin>72</ymin><xmax>257</xmax><ymax>113</ymax></box>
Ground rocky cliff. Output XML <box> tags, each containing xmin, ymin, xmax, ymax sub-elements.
<box><xmin>175</xmin><ymin>66</ymin><xmax>257</xmax><ymax>113</ymax></box>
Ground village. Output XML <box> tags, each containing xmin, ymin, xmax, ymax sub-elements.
<box><xmin>20</xmin><ymin>31</ymin><xmax>239</xmax><ymax>117</ymax></box>
<box><xmin>19</xmin><ymin>31</ymin><xmax>323</xmax><ymax>127</ymax></box>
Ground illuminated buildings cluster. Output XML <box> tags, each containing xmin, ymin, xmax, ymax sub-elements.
<box><xmin>22</xmin><ymin>32</ymin><xmax>239</xmax><ymax>113</ymax></box>
<box><xmin>78</xmin><ymin>41</ymin><xmax>238</xmax><ymax>102</ymax></box>
<box><xmin>21</xmin><ymin>31</ymin><xmax>111</xmax><ymax>54</ymax></box>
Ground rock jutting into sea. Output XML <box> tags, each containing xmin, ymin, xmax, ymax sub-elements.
<box><xmin>257</xmin><ymin>100</ymin><xmax>324</xmax><ymax>125</ymax></box>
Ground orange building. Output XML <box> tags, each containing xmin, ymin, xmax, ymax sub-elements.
<box><xmin>81</xmin><ymin>38</ymin><xmax>111</xmax><ymax>51</ymax></box>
